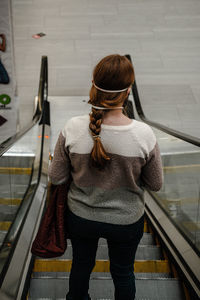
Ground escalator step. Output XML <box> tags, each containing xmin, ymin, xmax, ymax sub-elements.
<box><xmin>0</xmin><ymin>204</ymin><xmax>19</xmax><ymax>221</ymax></box>
<box><xmin>59</xmin><ymin>245</ymin><xmax>162</xmax><ymax>260</ymax></box>
<box><xmin>144</xmin><ymin>221</ymin><xmax>148</xmax><ymax>232</ymax></box>
<box><xmin>0</xmin><ymin>184</ymin><xmax>30</xmax><ymax>198</ymax></box>
<box><xmin>0</xmin><ymin>155</ymin><xmax>34</xmax><ymax>168</ymax></box>
<box><xmin>140</xmin><ymin>233</ymin><xmax>154</xmax><ymax>245</ymax></box>
<box><xmin>0</xmin><ymin>198</ymin><xmax>22</xmax><ymax>205</ymax></box>
<box><xmin>67</xmin><ymin>234</ymin><xmax>155</xmax><ymax>246</ymax></box>
<box><xmin>32</xmin><ymin>272</ymin><xmax>172</xmax><ymax>279</ymax></box>
<box><xmin>33</xmin><ymin>259</ymin><xmax>170</xmax><ymax>274</ymax></box>
<box><xmin>28</xmin><ymin>277</ymin><xmax>185</xmax><ymax>300</ymax></box>
<box><xmin>0</xmin><ymin>173</ymin><xmax>31</xmax><ymax>185</ymax></box>
<box><xmin>0</xmin><ymin>167</ymin><xmax>31</xmax><ymax>175</ymax></box>
<box><xmin>0</xmin><ymin>221</ymin><xmax>11</xmax><ymax>230</ymax></box>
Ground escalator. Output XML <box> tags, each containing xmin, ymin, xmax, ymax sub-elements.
<box><xmin>29</xmin><ymin>219</ymin><xmax>186</xmax><ymax>299</ymax></box>
<box><xmin>0</xmin><ymin>154</ymin><xmax>33</xmax><ymax>247</ymax></box>
<box><xmin>0</xmin><ymin>55</ymin><xmax>200</xmax><ymax>299</ymax></box>
<box><xmin>0</xmin><ymin>56</ymin><xmax>50</xmax><ymax>299</ymax></box>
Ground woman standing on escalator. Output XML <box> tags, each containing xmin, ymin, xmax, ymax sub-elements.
<box><xmin>49</xmin><ymin>54</ymin><xmax>163</xmax><ymax>300</ymax></box>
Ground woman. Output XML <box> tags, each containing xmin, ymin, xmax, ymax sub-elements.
<box><xmin>49</xmin><ymin>54</ymin><xmax>163</xmax><ymax>300</ymax></box>
<box><xmin>0</xmin><ymin>34</ymin><xmax>9</xmax><ymax>84</ymax></box>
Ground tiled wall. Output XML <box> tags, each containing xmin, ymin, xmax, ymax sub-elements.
<box><xmin>0</xmin><ymin>0</ymin><xmax>17</xmax><ymax>143</ymax></box>
<box><xmin>12</xmin><ymin>0</ymin><xmax>200</xmax><ymax>138</ymax></box>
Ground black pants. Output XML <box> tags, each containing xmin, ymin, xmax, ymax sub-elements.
<box><xmin>66</xmin><ymin>210</ymin><xmax>144</xmax><ymax>300</ymax></box>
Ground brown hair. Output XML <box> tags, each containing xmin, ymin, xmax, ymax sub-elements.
<box><xmin>88</xmin><ymin>54</ymin><xmax>134</xmax><ymax>169</ymax></box>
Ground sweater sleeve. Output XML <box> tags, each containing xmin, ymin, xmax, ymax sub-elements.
<box><xmin>48</xmin><ymin>132</ymin><xmax>71</xmax><ymax>185</ymax></box>
<box><xmin>141</xmin><ymin>142</ymin><xmax>163</xmax><ymax>191</ymax></box>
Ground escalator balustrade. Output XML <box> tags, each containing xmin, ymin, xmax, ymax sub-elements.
<box><xmin>0</xmin><ymin>155</ymin><xmax>34</xmax><ymax>248</ymax></box>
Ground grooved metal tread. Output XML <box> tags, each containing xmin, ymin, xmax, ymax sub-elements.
<box><xmin>0</xmin><ymin>174</ymin><xmax>31</xmax><ymax>186</ymax></box>
<box><xmin>0</xmin><ymin>156</ymin><xmax>34</xmax><ymax>168</ymax></box>
<box><xmin>0</xmin><ymin>214</ymin><xmax>17</xmax><ymax>222</ymax></box>
<box><xmin>29</xmin><ymin>277</ymin><xmax>185</xmax><ymax>300</ymax></box>
<box><xmin>0</xmin><ymin>184</ymin><xmax>29</xmax><ymax>198</ymax></box>
<box><xmin>0</xmin><ymin>208</ymin><xmax>19</xmax><ymax>221</ymax></box>
<box><xmin>33</xmin><ymin>272</ymin><xmax>172</xmax><ymax>279</ymax></box>
<box><xmin>0</xmin><ymin>204</ymin><xmax>19</xmax><ymax>212</ymax></box>
<box><xmin>38</xmin><ymin>244</ymin><xmax>162</xmax><ymax>261</ymax></box>
<box><xmin>67</xmin><ymin>234</ymin><xmax>155</xmax><ymax>246</ymax></box>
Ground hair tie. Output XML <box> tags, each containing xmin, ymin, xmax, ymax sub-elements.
<box><xmin>92</xmin><ymin>135</ymin><xmax>101</xmax><ymax>139</ymax></box>
<box><xmin>93</xmin><ymin>82</ymin><xmax>129</xmax><ymax>93</ymax></box>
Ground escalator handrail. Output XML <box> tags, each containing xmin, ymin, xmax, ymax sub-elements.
<box><xmin>125</xmin><ymin>54</ymin><xmax>200</xmax><ymax>295</ymax></box>
<box><xmin>0</xmin><ymin>56</ymin><xmax>50</xmax><ymax>298</ymax></box>
<box><xmin>0</xmin><ymin>56</ymin><xmax>48</xmax><ymax>157</ymax></box>
<box><xmin>125</xmin><ymin>54</ymin><xmax>200</xmax><ymax>147</ymax></box>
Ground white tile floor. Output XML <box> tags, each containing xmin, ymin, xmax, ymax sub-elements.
<box><xmin>11</xmin><ymin>0</ymin><xmax>200</xmax><ymax>138</ymax></box>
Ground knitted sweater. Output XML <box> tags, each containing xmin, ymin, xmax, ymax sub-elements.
<box><xmin>49</xmin><ymin>114</ymin><xmax>163</xmax><ymax>225</ymax></box>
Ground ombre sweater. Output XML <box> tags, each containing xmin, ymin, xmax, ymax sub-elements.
<box><xmin>49</xmin><ymin>114</ymin><xmax>163</xmax><ymax>225</ymax></box>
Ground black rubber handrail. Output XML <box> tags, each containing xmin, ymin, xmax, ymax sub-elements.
<box><xmin>125</xmin><ymin>54</ymin><xmax>200</xmax><ymax>147</ymax></box>
<box><xmin>0</xmin><ymin>56</ymin><xmax>48</xmax><ymax>157</ymax></box>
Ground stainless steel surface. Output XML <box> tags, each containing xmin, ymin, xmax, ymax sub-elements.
<box><xmin>145</xmin><ymin>191</ymin><xmax>200</xmax><ymax>298</ymax></box>
<box><xmin>67</xmin><ymin>234</ymin><xmax>155</xmax><ymax>246</ymax></box>
<box><xmin>0</xmin><ymin>127</ymin><xmax>38</xmax><ymax>259</ymax></box>
<box><xmin>0</xmin><ymin>123</ymin><xmax>50</xmax><ymax>300</ymax></box>
<box><xmin>33</xmin><ymin>272</ymin><xmax>171</xmax><ymax>279</ymax></box>
<box><xmin>0</xmin><ymin>184</ymin><xmax>47</xmax><ymax>298</ymax></box>
<box><xmin>29</xmin><ymin>277</ymin><xmax>185</xmax><ymax>300</ymax></box>
<box><xmin>154</xmin><ymin>132</ymin><xmax>200</xmax><ymax>252</ymax></box>
<box><xmin>0</xmin><ymin>54</ymin><xmax>49</xmax><ymax>300</ymax></box>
